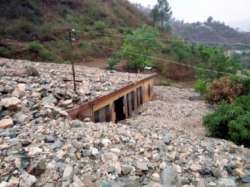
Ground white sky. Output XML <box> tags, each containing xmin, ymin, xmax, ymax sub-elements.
<box><xmin>129</xmin><ymin>0</ymin><xmax>250</xmax><ymax>31</ymax></box>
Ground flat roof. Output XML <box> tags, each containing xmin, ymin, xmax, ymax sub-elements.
<box><xmin>0</xmin><ymin>58</ymin><xmax>155</xmax><ymax>109</ymax></box>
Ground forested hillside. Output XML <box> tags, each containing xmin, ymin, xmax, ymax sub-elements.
<box><xmin>171</xmin><ymin>18</ymin><xmax>250</xmax><ymax>49</ymax></box>
<box><xmin>0</xmin><ymin>0</ymin><xmax>150</xmax><ymax>62</ymax></box>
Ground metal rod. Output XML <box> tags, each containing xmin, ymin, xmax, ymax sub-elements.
<box><xmin>71</xmin><ymin>61</ymin><xmax>77</xmax><ymax>93</ymax></box>
<box><xmin>69</xmin><ymin>28</ymin><xmax>77</xmax><ymax>93</ymax></box>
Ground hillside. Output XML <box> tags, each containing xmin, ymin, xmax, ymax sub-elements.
<box><xmin>0</xmin><ymin>0</ymin><xmax>150</xmax><ymax>62</ymax></box>
<box><xmin>171</xmin><ymin>19</ymin><xmax>250</xmax><ymax>49</ymax></box>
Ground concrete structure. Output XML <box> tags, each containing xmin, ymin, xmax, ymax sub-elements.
<box><xmin>0</xmin><ymin>58</ymin><xmax>156</xmax><ymax>123</ymax></box>
<box><xmin>69</xmin><ymin>74</ymin><xmax>156</xmax><ymax>123</ymax></box>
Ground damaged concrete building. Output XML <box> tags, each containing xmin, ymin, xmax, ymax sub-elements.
<box><xmin>0</xmin><ymin>58</ymin><xmax>156</xmax><ymax>123</ymax></box>
<box><xmin>69</xmin><ymin>74</ymin><xmax>155</xmax><ymax>123</ymax></box>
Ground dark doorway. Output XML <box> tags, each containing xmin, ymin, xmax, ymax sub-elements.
<box><xmin>114</xmin><ymin>96</ymin><xmax>125</xmax><ymax>122</ymax></box>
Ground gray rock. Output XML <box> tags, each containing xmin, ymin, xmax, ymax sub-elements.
<box><xmin>12</xmin><ymin>83</ymin><xmax>26</xmax><ymax>98</ymax></box>
<box><xmin>20</xmin><ymin>171</ymin><xmax>37</xmax><ymax>187</ymax></box>
<box><xmin>217</xmin><ymin>178</ymin><xmax>237</xmax><ymax>187</ymax></box>
<box><xmin>110</xmin><ymin>177</ymin><xmax>140</xmax><ymax>187</ymax></box>
<box><xmin>121</xmin><ymin>165</ymin><xmax>134</xmax><ymax>175</ymax></box>
<box><xmin>28</xmin><ymin>159</ymin><xmax>46</xmax><ymax>177</ymax></box>
<box><xmin>70</xmin><ymin>120</ymin><xmax>84</xmax><ymax>128</ymax></box>
<box><xmin>135</xmin><ymin>160</ymin><xmax>148</xmax><ymax>171</ymax></box>
<box><xmin>42</xmin><ymin>95</ymin><xmax>57</xmax><ymax>105</ymax></box>
<box><xmin>14</xmin><ymin>112</ymin><xmax>28</xmax><ymax>123</ymax></box>
<box><xmin>44</xmin><ymin>135</ymin><xmax>56</xmax><ymax>143</ymax></box>
<box><xmin>47</xmin><ymin>139</ymin><xmax>64</xmax><ymax>150</ymax></box>
<box><xmin>161</xmin><ymin>166</ymin><xmax>177</xmax><ymax>187</ymax></box>
<box><xmin>24</xmin><ymin>66</ymin><xmax>40</xmax><ymax>77</ymax></box>
<box><xmin>100</xmin><ymin>180</ymin><xmax>112</xmax><ymax>187</ymax></box>
<box><xmin>189</xmin><ymin>93</ymin><xmax>203</xmax><ymax>101</ymax></box>
<box><xmin>90</xmin><ymin>147</ymin><xmax>99</xmax><ymax>156</ymax></box>
<box><xmin>242</xmin><ymin>175</ymin><xmax>250</xmax><ymax>183</ymax></box>
<box><xmin>62</xmin><ymin>165</ymin><xmax>74</xmax><ymax>187</ymax></box>
<box><xmin>163</xmin><ymin>134</ymin><xmax>172</xmax><ymax>145</ymax></box>
<box><xmin>100</xmin><ymin>138</ymin><xmax>111</xmax><ymax>147</ymax></box>
<box><xmin>73</xmin><ymin>175</ymin><xmax>84</xmax><ymax>187</ymax></box>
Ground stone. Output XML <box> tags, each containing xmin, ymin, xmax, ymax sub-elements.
<box><xmin>71</xmin><ymin>120</ymin><xmax>84</xmax><ymax>128</ymax></box>
<box><xmin>146</xmin><ymin>182</ymin><xmax>162</xmax><ymax>187</ymax></box>
<box><xmin>199</xmin><ymin>168</ymin><xmax>213</xmax><ymax>176</ymax></box>
<box><xmin>121</xmin><ymin>165</ymin><xmax>134</xmax><ymax>175</ymax></box>
<box><xmin>61</xmin><ymin>99</ymin><xmax>72</xmax><ymax>107</ymax></box>
<box><xmin>0</xmin><ymin>181</ymin><xmax>19</xmax><ymax>187</ymax></box>
<box><xmin>234</xmin><ymin>168</ymin><xmax>245</xmax><ymax>177</ymax></box>
<box><xmin>135</xmin><ymin>160</ymin><xmax>148</xmax><ymax>171</ymax></box>
<box><xmin>44</xmin><ymin>135</ymin><xmax>56</xmax><ymax>143</ymax></box>
<box><xmin>14</xmin><ymin>112</ymin><xmax>28</xmax><ymax>123</ymax></box>
<box><xmin>49</xmin><ymin>139</ymin><xmax>64</xmax><ymax>150</ymax></box>
<box><xmin>0</xmin><ymin>118</ymin><xmax>13</xmax><ymax>129</ymax></box>
<box><xmin>20</xmin><ymin>171</ymin><xmax>37</xmax><ymax>187</ymax></box>
<box><xmin>24</xmin><ymin>66</ymin><xmax>40</xmax><ymax>77</ymax></box>
<box><xmin>241</xmin><ymin>175</ymin><xmax>250</xmax><ymax>183</ymax></box>
<box><xmin>101</xmin><ymin>138</ymin><xmax>111</xmax><ymax>147</ymax></box>
<box><xmin>189</xmin><ymin>93</ymin><xmax>203</xmax><ymax>101</ymax></box>
<box><xmin>90</xmin><ymin>147</ymin><xmax>99</xmax><ymax>156</ymax></box>
<box><xmin>217</xmin><ymin>178</ymin><xmax>237</xmax><ymax>187</ymax></box>
<box><xmin>42</xmin><ymin>95</ymin><xmax>57</xmax><ymax>105</ymax></box>
<box><xmin>12</xmin><ymin>83</ymin><xmax>26</xmax><ymax>98</ymax></box>
<box><xmin>163</xmin><ymin>134</ymin><xmax>172</xmax><ymax>145</ymax></box>
<box><xmin>161</xmin><ymin>166</ymin><xmax>177</xmax><ymax>186</ymax></box>
<box><xmin>27</xmin><ymin>146</ymin><xmax>43</xmax><ymax>156</ymax></box>
<box><xmin>152</xmin><ymin>173</ymin><xmax>161</xmax><ymax>182</ymax></box>
<box><xmin>159</xmin><ymin>162</ymin><xmax>167</xmax><ymax>170</ymax></box>
<box><xmin>72</xmin><ymin>175</ymin><xmax>84</xmax><ymax>187</ymax></box>
<box><xmin>99</xmin><ymin>180</ymin><xmax>111</xmax><ymax>187</ymax></box>
<box><xmin>110</xmin><ymin>148</ymin><xmax>121</xmax><ymax>154</ymax></box>
<box><xmin>0</xmin><ymin>97</ymin><xmax>21</xmax><ymax>109</ymax></box>
<box><xmin>62</xmin><ymin>165</ymin><xmax>74</xmax><ymax>187</ymax></box>
<box><xmin>28</xmin><ymin>159</ymin><xmax>46</xmax><ymax>177</ymax></box>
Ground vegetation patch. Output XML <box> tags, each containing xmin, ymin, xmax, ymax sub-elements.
<box><xmin>204</xmin><ymin>96</ymin><xmax>250</xmax><ymax>147</ymax></box>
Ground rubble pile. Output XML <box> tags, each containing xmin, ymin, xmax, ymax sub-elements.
<box><xmin>0</xmin><ymin>58</ymin><xmax>250</xmax><ymax>187</ymax></box>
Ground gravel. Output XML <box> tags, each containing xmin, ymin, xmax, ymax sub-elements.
<box><xmin>0</xmin><ymin>58</ymin><xmax>249</xmax><ymax>187</ymax></box>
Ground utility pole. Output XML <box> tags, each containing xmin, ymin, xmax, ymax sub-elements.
<box><xmin>69</xmin><ymin>28</ymin><xmax>77</xmax><ymax>93</ymax></box>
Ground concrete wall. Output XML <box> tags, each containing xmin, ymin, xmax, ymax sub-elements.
<box><xmin>93</xmin><ymin>78</ymin><xmax>154</xmax><ymax>122</ymax></box>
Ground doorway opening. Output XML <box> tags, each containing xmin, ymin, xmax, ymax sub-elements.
<box><xmin>114</xmin><ymin>96</ymin><xmax>125</xmax><ymax>122</ymax></box>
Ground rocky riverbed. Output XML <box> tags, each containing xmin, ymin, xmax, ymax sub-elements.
<box><xmin>0</xmin><ymin>59</ymin><xmax>250</xmax><ymax>187</ymax></box>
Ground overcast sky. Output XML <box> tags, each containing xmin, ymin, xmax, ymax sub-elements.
<box><xmin>129</xmin><ymin>0</ymin><xmax>250</xmax><ymax>31</ymax></box>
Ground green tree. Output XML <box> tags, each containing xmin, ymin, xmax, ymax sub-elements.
<box><xmin>108</xmin><ymin>26</ymin><xmax>160</xmax><ymax>71</ymax></box>
<box><xmin>151</xmin><ymin>0</ymin><xmax>172</xmax><ymax>29</ymax></box>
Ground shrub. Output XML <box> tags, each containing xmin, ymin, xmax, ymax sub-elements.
<box><xmin>207</xmin><ymin>76</ymin><xmax>242</xmax><ymax>103</ymax></box>
<box><xmin>196</xmin><ymin>46</ymin><xmax>241</xmax><ymax>81</ymax></box>
<box><xmin>0</xmin><ymin>46</ymin><xmax>11</xmax><ymax>57</ymax></box>
<box><xmin>109</xmin><ymin>26</ymin><xmax>160</xmax><ymax>71</ymax></box>
<box><xmin>107</xmin><ymin>53</ymin><xmax>121</xmax><ymax>70</ymax></box>
<box><xmin>230</xmin><ymin>76</ymin><xmax>250</xmax><ymax>95</ymax></box>
<box><xmin>94</xmin><ymin>21</ymin><xmax>106</xmax><ymax>32</ymax></box>
<box><xmin>203</xmin><ymin>95</ymin><xmax>250</xmax><ymax>146</ymax></box>
<box><xmin>229</xmin><ymin>113</ymin><xmax>250</xmax><ymax>146</ymax></box>
<box><xmin>194</xmin><ymin>79</ymin><xmax>207</xmax><ymax>94</ymax></box>
<box><xmin>28</xmin><ymin>42</ymin><xmax>56</xmax><ymax>61</ymax></box>
<box><xmin>204</xmin><ymin>103</ymin><xmax>244</xmax><ymax>138</ymax></box>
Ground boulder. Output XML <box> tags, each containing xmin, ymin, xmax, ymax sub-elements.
<box><xmin>62</xmin><ymin>165</ymin><xmax>74</xmax><ymax>187</ymax></box>
<box><xmin>12</xmin><ymin>84</ymin><xmax>26</xmax><ymax>98</ymax></box>
<box><xmin>20</xmin><ymin>171</ymin><xmax>37</xmax><ymax>187</ymax></box>
<box><xmin>161</xmin><ymin>166</ymin><xmax>178</xmax><ymax>187</ymax></box>
<box><xmin>217</xmin><ymin>178</ymin><xmax>237</xmax><ymax>187</ymax></box>
<box><xmin>0</xmin><ymin>118</ymin><xmax>13</xmax><ymax>129</ymax></box>
<box><xmin>0</xmin><ymin>97</ymin><xmax>21</xmax><ymax>109</ymax></box>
